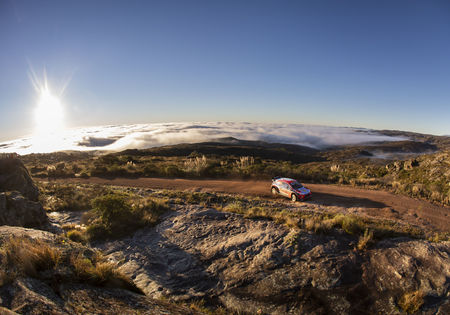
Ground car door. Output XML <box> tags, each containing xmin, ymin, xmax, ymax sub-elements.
<box><xmin>280</xmin><ymin>182</ymin><xmax>291</xmax><ymax>197</ymax></box>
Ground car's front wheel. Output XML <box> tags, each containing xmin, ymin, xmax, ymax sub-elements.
<box><xmin>271</xmin><ymin>187</ymin><xmax>279</xmax><ymax>195</ymax></box>
<box><xmin>291</xmin><ymin>194</ymin><xmax>298</xmax><ymax>202</ymax></box>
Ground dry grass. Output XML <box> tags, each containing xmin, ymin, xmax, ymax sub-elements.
<box><xmin>160</xmin><ymin>298</ymin><xmax>233</xmax><ymax>315</ymax></box>
<box><xmin>304</xmin><ymin>217</ymin><xmax>332</xmax><ymax>233</ymax></box>
<box><xmin>428</xmin><ymin>232</ymin><xmax>450</xmax><ymax>242</ymax></box>
<box><xmin>184</xmin><ymin>155</ymin><xmax>208</xmax><ymax>175</ymax></box>
<box><xmin>0</xmin><ymin>237</ymin><xmax>61</xmax><ymax>279</ymax></box>
<box><xmin>70</xmin><ymin>252</ymin><xmax>138</xmax><ymax>291</ymax></box>
<box><xmin>131</xmin><ymin>196</ymin><xmax>169</xmax><ymax>225</ymax></box>
<box><xmin>71</xmin><ymin>254</ymin><xmax>112</xmax><ymax>282</ymax></box>
<box><xmin>332</xmin><ymin>214</ymin><xmax>363</xmax><ymax>235</ymax></box>
<box><xmin>398</xmin><ymin>290</ymin><xmax>425</xmax><ymax>314</ymax></box>
<box><xmin>223</xmin><ymin>201</ymin><xmax>245</xmax><ymax>214</ymax></box>
<box><xmin>301</xmin><ymin>214</ymin><xmax>363</xmax><ymax>235</ymax></box>
<box><xmin>62</xmin><ymin>223</ymin><xmax>78</xmax><ymax>231</ymax></box>
<box><xmin>0</xmin><ymin>236</ymin><xmax>139</xmax><ymax>293</ymax></box>
<box><xmin>357</xmin><ymin>229</ymin><xmax>374</xmax><ymax>251</ymax></box>
<box><xmin>187</xmin><ymin>300</ymin><xmax>229</xmax><ymax>315</ymax></box>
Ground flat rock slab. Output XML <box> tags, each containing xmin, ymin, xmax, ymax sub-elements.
<box><xmin>98</xmin><ymin>205</ymin><xmax>293</xmax><ymax>299</ymax></box>
<box><xmin>0</xmin><ymin>225</ymin><xmax>56</xmax><ymax>242</ymax></box>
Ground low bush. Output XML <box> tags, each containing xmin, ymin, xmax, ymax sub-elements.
<box><xmin>92</xmin><ymin>194</ymin><xmax>134</xmax><ymax>227</ymax></box>
<box><xmin>85</xmin><ymin>193</ymin><xmax>169</xmax><ymax>240</ymax></box>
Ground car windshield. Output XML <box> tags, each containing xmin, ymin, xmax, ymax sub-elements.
<box><xmin>290</xmin><ymin>182</ymin><xmax>303</xmax><ymax>189</ymax></box>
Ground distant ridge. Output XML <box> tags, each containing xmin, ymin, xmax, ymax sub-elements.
<box><xmin>117</xmin><ymin>137</ymin><xmax>323</xmax><ymax>163</ymax></box>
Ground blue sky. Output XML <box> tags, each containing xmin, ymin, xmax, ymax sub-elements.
<box><xmin>1</xmin><ymin>0</ymin><xmax>450</xmax><ymax>141</ymax></box>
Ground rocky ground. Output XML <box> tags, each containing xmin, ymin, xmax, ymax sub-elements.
<box><xmin>1</xmin><ymin>158</ymin><xmax>450</xmax><ymax>314</ymax></box>
<box><xmin>93</xmin><ymin>202</ymin><xmax>449</xmax><ymax>314</ymax></box>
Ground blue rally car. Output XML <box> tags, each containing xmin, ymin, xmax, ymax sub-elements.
<box><xmin>271</xmin><ymin>176</ymin><xmax>312</xmax><ymax>202</ymax></box>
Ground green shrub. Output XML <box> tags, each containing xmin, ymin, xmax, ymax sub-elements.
<box><xmin>92</xmin><ymin>194</ymin><xmax>134</xmax><ymax>226</ymax></box>
<box><xmin>86</xmin><ymin>223</ymin><xmax>109</xmax><ymax>240</ymax></box>
<box><xmin>90</xmin><ymin>165</ymin><xmax>108</xmax><ymax>176</ymax></box>
<box><xmin>143</xmin><ymin>163</ymin><xmax>159</xmax><ymax>176</ymax></box>
<box><xmin>165</xmin><ymin>164</ymin><xmax>183</xmax><ymax>177</ymax></box>
<box><xmin>85</xmin><ymin>193</ymin><xmax>169</xmax><ymax>240</ymax></box>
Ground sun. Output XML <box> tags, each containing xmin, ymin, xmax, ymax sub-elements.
<box><xmin>34</xmin><ymin>86</ymin><xmax>64</xmax><ymax>135</ymax></box>
<box><xmin>27</xmin><ymin>67</ymin><xmax>70</xmax><ymax>152</ymax></box>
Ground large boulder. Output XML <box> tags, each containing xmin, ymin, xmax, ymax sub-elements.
<box><xmin>0</xmin><ymin>191</ymin><xmax>48</xmax><ymax>228</ymax></box>
<box><xmin>0</xmin><ymin>158</ymin><xmax>48</xmax><ymax>228</ymax></box>
<box><xmin>0</xmin><ymin>158</ymin><xmax>39</xmax><ymax>201</ymax></box>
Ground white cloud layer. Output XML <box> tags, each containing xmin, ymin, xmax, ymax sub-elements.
<box><xmin>0</xmin><ymin>122</ymin><xmax>406</xmax><ymax>154</ymax></box>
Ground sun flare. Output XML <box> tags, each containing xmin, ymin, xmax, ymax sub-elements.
<box><xmin>34</xmin><ymin>86</ymin><xmax>64</xmax><ymax>135</ymax></box>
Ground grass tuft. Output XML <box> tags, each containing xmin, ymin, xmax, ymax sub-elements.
<box><xmin>0</xmin><ymin>236</ymin><xmax>61</xmax><ymax>278</ymax></box>
<box><xmin>67</xmin><ymin>229</ymin><xmax>88</xmax><ymax>244</ymax></box>
<box><xmin>398</xmin><ymin>290</ymin><xmax>425</xmax><ymax>314</ymax></box>
<box><xmin>357</xmin><ymin>229</ymin><xmax>374</xmax><ymax>251</ymax></box>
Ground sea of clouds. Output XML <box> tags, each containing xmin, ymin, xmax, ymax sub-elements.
<box><xmin>0</xmin><ymin>122</ymin><xmax>406</xmax><ymax>155</ymax></box>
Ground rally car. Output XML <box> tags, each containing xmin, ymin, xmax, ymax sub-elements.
<box><xmin>271</xmin><ymin>176</ymin><xmax>312</xmax><ymax>202</ymax></box>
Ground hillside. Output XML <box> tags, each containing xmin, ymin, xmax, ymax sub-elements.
<box><xmin>378</xmin><ymin>130</ymin><xmax>450</xmax><ymax>150</ymax></box>
<box><xmin>118</xmin><ymin>137</ymin><xmax>323</xmax><ymax>163</ymax></box>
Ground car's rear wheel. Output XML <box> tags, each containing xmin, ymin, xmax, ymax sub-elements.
<box><xmin>291</xmin><ymin>194</ymin><xmax>298</xmax><ymax>202</ymax></box>
<box><xmin>271</xmin><ymin>187</ymin><xmax>279</xmax><ymax>195</ymax></box>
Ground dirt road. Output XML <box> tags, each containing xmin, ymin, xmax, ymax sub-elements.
<box><xmin>49</xmin><ymin>177</ymin><xmax>449</xmax><ymax>232</ymax></box>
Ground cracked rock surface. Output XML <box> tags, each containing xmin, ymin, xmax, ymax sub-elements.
<box><xmin>98</xmin><ymin>205</ymin><xmax>450</xmax><ymax>314</ymax></box>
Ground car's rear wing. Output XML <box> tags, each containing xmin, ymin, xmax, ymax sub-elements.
<box><xmin>272</xmin><ymin>176</ymin><xmax>281</xmax><ymax>181</ymax></box>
